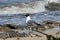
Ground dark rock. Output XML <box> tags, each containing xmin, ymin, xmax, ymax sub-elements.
<box><xmin>6</xmin><ymin>30</ymin><xmax>18</xmax><ymax>38</ymax></box>
<box><xmin>42</xmin><ymin>20</ymin><xmax>55</xmax><ymax>29</ymax></box>
<box><xmin>2</xmin><ymin>24</ymin><xmax>17</xmax><ymax>29</ymax></box>
<box><xmin>0</xmin><ymin>32</ymin><xmax>9</xmax><ymax>39</ymax></box>
<box><xmin>56</xmin><ymin>38</ymin><xmax>60</xmax><ymax>40</ymax></box>
<box><xmin>45</xmin><ymin>2</ymin><xmax>60</xmax><ymax>11</ymax></box>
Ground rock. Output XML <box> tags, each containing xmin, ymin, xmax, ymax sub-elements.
<box><xmin>0</xmin><ymin>26</ymin><xmax>10</xmax><ymax>32</ymax></box>
<box><xmin>42</xmin><ymin>20</ymin><xmax>60</xmax><ymax>29</ymax></box>
<box><xmin>3</xmin><ymin>24</ymin><xmax>17</xmax><ymax>29</ymax></box>
<box><xmin>0</xmin><ymin>32</ymin><xmax>9</xmax><ymax>39</ymax></box>
<box><xmin>45</xmin><ymin>2</ymin><xmax>60</xmax><ymax>11</ymax></box>
<box><xmin>56</xmin><ymin>31</ymin><xmax>60</xmax><ymax>38</ymax></box>
<box><xmin>6</xmin><ymin>30</ymin><xmax>19</xmax><ymax>38</ymax></box>
<box><xmin>42</xmin><ymin>20</ymin><xmax>54</xmax><ymax>29</ymax></box>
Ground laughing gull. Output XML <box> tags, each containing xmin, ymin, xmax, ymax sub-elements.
<box><xmin>25</xmin><ymin>14</ymin><xmax>44</xmax><ymax>31</ymax></box>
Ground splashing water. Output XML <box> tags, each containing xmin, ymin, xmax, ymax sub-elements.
<box><xmin>0</xmin><ymin>0</ymin><xmax>60</xmax><ymax>14</ymax></box>
<box><xmin>0</xmin><ymin>0</ymin><xmax>47</xmax><ymax>14</ymax></box>
<box><xmin>46</xmin><ymin>0</ymin><xmax>60</xmax><ymax>3</ymax></box>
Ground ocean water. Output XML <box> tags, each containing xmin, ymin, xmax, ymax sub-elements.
<box><xmin>0</xmin><ymin>0</ymin><xmax>60</xmax><ymax>14</ymax></box>
<box><xmin>0</xmin><ymin>0</ymin><xmax>60</xmax><ymax>25</ymax></box>
<box><xmin>0</xmin><ymin>11</ymin><xmax>60</xmax><ymax>25</ymax></box>
<box><xmin>0</xmin><ymin>0</ymin><xmax>46</xmax><ymax>14</ymax></box>
<box><xmin>0</xmin><ymin>0</ymin><xmax>41</xmax><ymax>3</ymax></box>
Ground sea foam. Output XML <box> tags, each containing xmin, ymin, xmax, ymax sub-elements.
<box><xmin>0</xmin><ymin>1</ymin><xmax>46</xmax><ymax>14</ymax></box>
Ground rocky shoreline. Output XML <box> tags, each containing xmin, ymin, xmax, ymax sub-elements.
<box><xmin>0</xmin><ymin>20</ymin><xmax>59</xmax><ymax>40</ymax></box>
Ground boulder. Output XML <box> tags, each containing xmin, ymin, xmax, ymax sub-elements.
<box><xmin>45</xmin><ymin>2</ymin><xmax>60</xmax><ymax>11</ymax></box>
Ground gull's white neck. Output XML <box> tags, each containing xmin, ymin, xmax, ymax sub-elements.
<box><xmin>26</xmin><ymin>16</ymin><xmax>31</xmax><ymax>23</ymax></box>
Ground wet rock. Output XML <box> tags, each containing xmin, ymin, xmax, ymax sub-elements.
<box><xmin>0</xmin><ymin>25</ymin><xmax>10</xmax><ymax>32</ymax></box>
<box><xmin>45</xmin><ymin>2</ymin><xmax>60</xmax><ymax>11</ymax></box>
<box><xmin>56</xmin><ymin>38</ymin><xmax>60</xmax><ymax>40</ymax></box>
<box><xmin>56</xmin><ymin>31</ymin><xmax>60</xmax><ymax>38</ymax></box>
<box><xmin>5</xmin><ymin>30</ymin><xmax>19</xmax><ymax>38</ymax></box>
<box><xmin>0</xmin><ymin>32</ymin><xmax>9</xmax><ymax>39</ymax></box>
<box><xmin>0</xmin><ymin>30</ymin><xmax>21</xmax><ymax>38</ymax></box>
<box><xmin>3</xmin><ymin>24</ymin><xmax>17</xmax><ymax>29</ymax></box>
<box><xmin>5</xmin><ymin>30</ymin><xmax>29</xmax><ymax>37</ymax></box>
<box><xmin>42</xmin><ymin>20</ymin><xmax>60</xmax><ymax>27</ymax></box>
<box><xmin>42</xmin><ymin>20</ymin><xmax>54</xmax><ymax>24</ymax></box>
<box><xmin>42</xmin><ymin>20</ymin><xmax>53</xmax><ymax>28</ymax></box>
<box><xmin>42</xmin><ymin>20</ymin><xmax>57</xmax><ymax>29</ymax></box>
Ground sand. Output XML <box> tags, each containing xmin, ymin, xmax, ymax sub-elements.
<box><xmin>0</xmin><ymin>37</ymin><xmax>47</xmax><ymax>40</ymax></box>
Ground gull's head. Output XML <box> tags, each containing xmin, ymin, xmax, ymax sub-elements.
<box><xmin>25</xmin><ymin>14</ymin><xmax>31</xmax><ymax>23</ymax></box>
<box><xmin>25</xmin><ymin>14</ymin><xmax>29</xmax><ymax>17</ymax></box>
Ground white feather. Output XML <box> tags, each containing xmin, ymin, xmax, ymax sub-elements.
<box><xmin>26</xmin><ymin>16</ymin><xmax>31</xmax><ymax>23</ymax></box>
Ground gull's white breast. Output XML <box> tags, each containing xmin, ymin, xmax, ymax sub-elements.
<box><xmin>26</xmin><ymin>16</ymin><xmax>31</xmax><ymax>23</ymax></box>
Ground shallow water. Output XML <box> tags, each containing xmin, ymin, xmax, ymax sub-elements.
<box><xmin>0</xmin><ymin>0</ymin><xmax>41</xmax><ymax>3</ymax></box>
<box><xmin>0</xmin><ymin>11</ymin><xmax>60</xmax><ymax>25</ymax></box>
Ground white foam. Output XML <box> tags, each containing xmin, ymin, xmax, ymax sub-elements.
<box><xmin>46</xmin><ymin>0</ymin><xmax>60</xmax><ymax>3</ymax></box>
<box><xmin>0</xmin><ymin>1</ymin><xmax>46</xmax><ymax>14</ymax></box>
